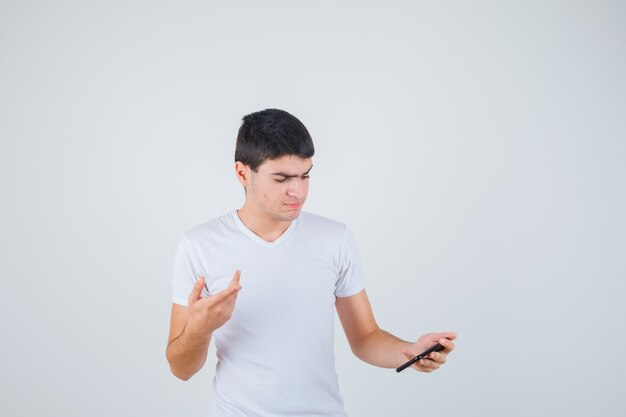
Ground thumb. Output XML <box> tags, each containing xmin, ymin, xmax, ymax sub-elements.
<box><xmin>433</xmin><ymin>332</ymin><xmax>457</xmax><ymax>342</ymax></box>
<box><xmin>188</xmin><ymin>276</ymin><xmax>205</xmax><ymax>306</ymax></box>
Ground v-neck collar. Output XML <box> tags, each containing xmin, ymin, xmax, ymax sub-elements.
<box><xmin>231</xmin><ymin>210</ymin><xmax>298</xmax><ymax>248</ymax></box>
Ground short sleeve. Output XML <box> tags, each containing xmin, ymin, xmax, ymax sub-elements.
<box><xmin>171</xmin><ymin>235</ymin><xmax>200</xmax><ymax>306</ymax></box>
<box><xmin>335</xmin><ymin>225</ymin><xmax>365</xmax><ymax>297</ymax></box>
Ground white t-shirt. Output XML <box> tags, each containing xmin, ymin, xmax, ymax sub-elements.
<box><xmin>171</xmin><ymin>209</ymin><xmax>365</xmax><ymax>417</ymax></box>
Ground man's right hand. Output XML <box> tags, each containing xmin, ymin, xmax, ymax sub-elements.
<box><xmin>186</xmin><ymin>270</ymin><xmax>242</xmax><ymax>336</ymax></box>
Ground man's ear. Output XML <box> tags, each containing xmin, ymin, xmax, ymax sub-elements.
<box><xmin>235</xmin><ymin>161</ymin><xmax>251</xmax><ymax>189</ymax></box>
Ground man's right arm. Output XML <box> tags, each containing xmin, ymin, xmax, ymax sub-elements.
<box><xmin>166</xmin><ymin>303</ymin><xmax>212</xmax><ymax>381</ymax></box>
<box><xmin>165</xmin><ymin>271</ymin><xmax>242</xmax><ymax>381</ymax></box>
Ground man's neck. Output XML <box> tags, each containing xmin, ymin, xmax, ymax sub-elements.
<box><xmin>236</xmin><ymin>206</ymin><xmax>292</xmax><ymax>243</ymax></box>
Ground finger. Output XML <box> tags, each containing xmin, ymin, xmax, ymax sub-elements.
<box><xmin>220</xmin><ymin>287</ymin><xmax>242</xmax><ymax>317</ymax></box>
<box><xmin>424</xmin><ymin>358</ymin><xmax>441</xmax><ymax>369</ymax></box>
<box><xmin>413</xmin><ymin>358</ymin><xmax>440</xmax><ymax>372</ymax></box>
<box><xmin>188</xmin><ymin>276</ymin><xmax>206</xmax><ymax>305</ymax></box>
<box><xmin>411</xmin><ymin>359</ymin><xmax>430</xmax><ymax>372</ymax></box>
<box><xmin>229</xmin><ymin>270</ymin><xmax>242</xmax><ymax>291</ymax></box>
<box><xmin>213</xmin><ymin>271</ymin><xmax>242</xmax><ymax>302</ymax></box>
<box><xmin>435</xmin><ymin>332</ymin><xmax>457</xmax><ymax>341</ymax></box>
<box><xmin>224</xmin><ymin>290</ymin><xmax>240</xmax><ymax>309</ymax></box>
<box><xmin>439</xmin><ymin>337</ymin><xmax>456</xmax><ymax>353</ymax></box>
<box><xmin>428</xmin><ymin>351</ymin><xmax>447</xmax><ymax>364</ymax></box>
<box><xmin>224</xmin><ymin>270</ymin><xmax>242</xmax><ymax>296</ymax></box>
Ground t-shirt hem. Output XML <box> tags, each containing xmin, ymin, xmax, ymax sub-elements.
<box><xmin>334</xmin><ymin>286</ymin><xmax>364</xmax><ymax>298</ymax></box>
<box><xmin>172</xmin><ymin>296</ymin><xmax>189</xmax><ymax>306</ymax></box>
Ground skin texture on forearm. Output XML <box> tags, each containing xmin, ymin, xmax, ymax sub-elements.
<box><xmin>166</xmin><ymin>324</ymin><xmax>212</xmax><ymax>380</ymax></box>
<box><xmin>351</xmin><ymin>328</ymin><xmax>412</xmax><ymax>368</ymax></box>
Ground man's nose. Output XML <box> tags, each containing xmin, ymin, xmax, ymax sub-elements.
<box><xmin>287</xmin><ymin>178</ymin><xmax>306</xmax><ymax>198</ymax></box>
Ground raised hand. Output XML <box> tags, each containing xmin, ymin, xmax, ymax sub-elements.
<box><xmin>186</xmin><ymin>270</ymin><xmax>242</xmax><ymax>336</ymax></box>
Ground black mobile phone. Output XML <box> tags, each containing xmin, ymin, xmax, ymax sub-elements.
<box><xmin>396</xmin><ymin>343</ymin><xmax>445</xmax><ymax>373</ymax></box>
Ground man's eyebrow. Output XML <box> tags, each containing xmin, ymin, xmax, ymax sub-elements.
<box><xmin>271</xmin><ymin>164</ymin><xmax>313</xmax><ymax>178</ymax></box>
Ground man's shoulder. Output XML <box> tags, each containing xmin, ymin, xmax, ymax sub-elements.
<box><xmin>299</xmin><ymin>210</ymin><xmax>342</xmax><ymax>225</ymax></box>
<box><xmin>298</xmin><ymin>211</ymin><xmax>348</xmax><ymax>236</ymax></box>
<box><xmin>182</xmin><ymin>210</ymin><xmax>234</xmax><ymax>243</ymax></box>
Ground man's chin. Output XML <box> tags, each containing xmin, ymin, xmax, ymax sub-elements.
<box><xmin>277</xmin><ymin>208</ymin><xmax>301</xmax><ymax>221</ymax></box>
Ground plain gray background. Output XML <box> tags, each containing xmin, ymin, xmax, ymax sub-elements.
<box><xmin>1</xmin><ymin>1</ymin><xmax>625</xmax><ymax>416</ymax></box>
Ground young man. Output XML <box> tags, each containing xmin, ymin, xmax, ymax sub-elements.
<box><xmin>166</xmin><ymin>109</ymin><xmax>457</xmax><ymax>417</ymax></box>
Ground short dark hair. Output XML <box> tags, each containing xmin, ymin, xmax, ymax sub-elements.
<box><xmin>235</xmin><ymin>109</ymin><xmax>315</xmax><ymax>172</ymax></box>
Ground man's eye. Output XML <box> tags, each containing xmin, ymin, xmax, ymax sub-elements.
<box><xmin>275</xmin><ymin>175</ymin><xmax>309</xmax><ymax>183</ymax></box>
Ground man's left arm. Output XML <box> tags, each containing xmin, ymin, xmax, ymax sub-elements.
<box><xmin>335</xmin><ymin>289</ymin><xmax>457</xmax><ymax>373</ymax></box>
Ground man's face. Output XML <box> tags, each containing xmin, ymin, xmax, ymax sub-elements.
<box><xmin>243</xmin><ymin>155</ymin><xmax>313</xmax><ymax>222</ymax></box>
